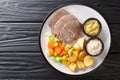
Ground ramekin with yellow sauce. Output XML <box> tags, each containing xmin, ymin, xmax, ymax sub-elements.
<box><xmin>83</xmin><ymin>18</ymin><xmax>101</xmax><ymax>37</ymax></box>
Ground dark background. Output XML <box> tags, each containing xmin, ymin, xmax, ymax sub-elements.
<box><xmin>0</xmin><ymin>0</ymin><xmax>119</xmax><ymax>80</ymax></box>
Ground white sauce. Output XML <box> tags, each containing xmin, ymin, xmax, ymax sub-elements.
<box><xmin>86</xmin><ymin>39</ymin><xmax>102</xmax><ymax>55</ymax></box>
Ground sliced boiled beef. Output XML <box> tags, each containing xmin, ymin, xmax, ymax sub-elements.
<box><xmin>48</xmin><ymin>9</ymin><xmax>82</xmax><ymax>45</ymax></box>
<box><xmin>48</xmin><ymin>9</ymin><xmax>69</xmax><ymax>30</ymax></box>
<box><xmin>58</xmin><ymin>20</ymin><xmax>81</xmax><ymax>45</ymax></box>
<box><xmin>53</xmin><ymin>15</ymin><xmax>78</xmax><ymax>37</ymax></box>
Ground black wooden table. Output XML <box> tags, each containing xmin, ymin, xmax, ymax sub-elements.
<box><xmin>0</xmin><ymin>0</ymin><xmax>120</xmax><ymax>79</ymax></box>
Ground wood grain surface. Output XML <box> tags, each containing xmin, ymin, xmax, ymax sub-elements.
<box><xmin>0</xmin><ymin>0</ymin><xmax>119</xmax><ymax>23</ymax></box>
<box><xmin>0</xmin><ymin>0</ymin><xmax>119</xmax><ymax>80</ymax></box>
<box><xmin>0</xmin><ymin>23</ymin><xmax>119</xmax><ymax>52</ymax></box>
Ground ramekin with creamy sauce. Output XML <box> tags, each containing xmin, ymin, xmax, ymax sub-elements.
<box><xmin>85</xmin><ymin>38</ymin><xmax>104</xmax><ymax>56</ymax></box>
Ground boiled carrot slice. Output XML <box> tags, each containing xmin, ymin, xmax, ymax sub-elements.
<box><xmin>54</xmin><ymin>47</ymin><xmax>61</xmax><ymax>54</ymax></box>
<box><xmin>49</xmin><ymin>48</ymin><xmax>54</xmax><ymax>56</ymax></box>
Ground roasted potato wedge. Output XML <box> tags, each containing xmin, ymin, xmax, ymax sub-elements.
<box><xmin>79</xmin><ymin>51</ymin><xmax>87</xmax><ymax>61</ymax></box>
<box><xmin>68</xmin><ymin>55</ymin><xmax>77</xmax><ymax>63</ymax></box>
<box><xmin>73</xmin><ymin>43</ymin><xmax>82</xmax><ymax>51</ymax></box>
<box><xmin>68</xmin><ymin>50</ymin><xmax>79</xmax><ymax>57</ymax></box>
<box><xmin>72</xmin><ymin>51</ymin><xmax>79</xmax><ymax>57</ymax></box>
<box><xmin>84</xmin><ymin>55</ymin><xmax>94</xmax><ymax>67</ymax></box>
<box><xmin>68</xmin><ymin>48</ymin><xmax>74</xmax><ymax>55</ymax></box>
<box><xmin>68</xmin><ymin>63</ymin><xmax>77</xmax><ymax>72</ymax></box>
<box><xmin>76</xmin><ymin>60</ymin><xmax>86</xmax><ymax>69</ymax></box>
<box><xmin>77</xmin><ymin>37</ymin><xmax>86</xmax><ymax>50</ymax></box>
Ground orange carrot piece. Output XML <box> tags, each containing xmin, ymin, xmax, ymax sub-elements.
<box><xmin>59</xmin><ymin>52</ymin><xmax>64</xmax><ymax>56</ymax></box>
<box><xmin>62</xmin><ymin>50</ymin><xmax>67</xmax><ymax>55</ymax></box>
<box><xmin>49</xmin><ymin>48</ymin><xmax>54</xmax><ymax>56</ymax></box>
<box><xmin>61</xmin><ymin>44</ymin><xmax>64</xmax><ymax>50</ymax></box>
<box><xmin>58</xmin><ymin>43</ymin><xmax>64</xmax><ymax>50</ymax></box>
<box><xmin>48</xmin><ymin>41</ymin><xmax>58</xmax><ymax>49</ymax></box>
<box><xmin>54</xmin><ymin>47</ymin><xmax>61</xmax><ymax>54</ymax></box>
<box><xmin>59</xmin><ymin>50</ymin><xmax>67</xmax><ymax>56</ymax></box>
<box><xmin>48</xmin><ymin>41</ymin><xmax>53</xmax><ymax>48</ymax></box>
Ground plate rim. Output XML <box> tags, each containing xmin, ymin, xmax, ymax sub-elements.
<box><xmin>39</xmin><ymin>4</ymin><xmax>112</xmax><ymax>75</ymax></box>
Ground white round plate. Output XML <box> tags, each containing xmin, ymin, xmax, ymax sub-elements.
<box><xmin>39</xmin><ymin>4</ymin><xmax>111</xmax><ymax>75</ymax></box>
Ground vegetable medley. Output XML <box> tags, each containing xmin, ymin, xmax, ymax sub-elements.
<box><xmin>46</xmin><ymin>32</ymin><xmax>94</xmax><ymax>72</ymax></box>
<box><xmin>46</xmin><ymin>33</ymin><xmax>71</xmax><ymax>62</ymax></box>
